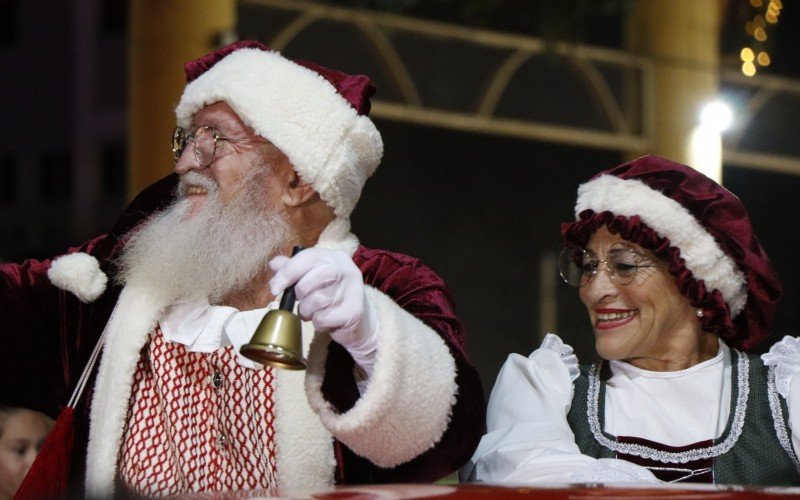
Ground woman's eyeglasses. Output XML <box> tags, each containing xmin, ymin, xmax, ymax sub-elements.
<box><xmin>558</xmin><ymin>244</ymin><xmax>658</xmax><ymax>287</ymax></box>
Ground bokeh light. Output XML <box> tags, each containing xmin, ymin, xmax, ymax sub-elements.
<box><xmin>700</xmin><ymin>101</ymin><xmax>734</xmax><ymax>132</ymax></box>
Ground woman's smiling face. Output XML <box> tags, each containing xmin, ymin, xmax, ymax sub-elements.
<box><xmin>578</xmin><ymin>226</ymin><xmax>701</xmax><ymax>369</ymax></box>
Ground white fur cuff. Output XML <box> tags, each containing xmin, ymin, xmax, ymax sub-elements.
<box><xmin>304</xmin><ymin>286</ymin><xmax>458</xmax><ymax>467</ymax></box>
<box><xmin>47</xmin><ymin>252</ymin><xmax>108</xmax><ymax>303</ymax></box>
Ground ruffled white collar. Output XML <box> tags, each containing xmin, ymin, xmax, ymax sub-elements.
<box><xmin>159</xmin><ymin>299</ymin><xmax>278</xmax><ymax>369</ymax></box>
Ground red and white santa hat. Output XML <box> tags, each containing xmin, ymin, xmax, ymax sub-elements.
<box><xmin>175</xmin><ymin>40</ymin><xmax>383</xmax><ymax>219</ymax></box>
<box><xmin>562</xmin><ymin>155</ymin><xmax>782</xmax><ymax>351</ymax></box>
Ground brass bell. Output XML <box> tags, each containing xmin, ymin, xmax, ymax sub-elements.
<box><xmin>240</xmin><ymin>246</ymin><xmax>307</xmax><ymax>370</ymax></box>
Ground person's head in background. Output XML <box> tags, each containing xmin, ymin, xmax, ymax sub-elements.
<box><xmin>0</xmin><ymin>407</ymin><xmax>54</xmax><ymax>499</ymax></box>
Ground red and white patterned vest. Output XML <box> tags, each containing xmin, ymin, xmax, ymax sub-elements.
<box><xmin>119</xmin><ymin>326</ymin><xmax>278</xmax><ymax>495</ymax></box>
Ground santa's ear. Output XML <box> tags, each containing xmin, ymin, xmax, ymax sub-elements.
<box><xmin>47</xmin><ymin>252</ymin><xmax>108</xmax><ymax>303</ymax></box>
<box><xmin>281</xmin><ymin>170</ymin><xmax>317</xmax><ymax>207</ymax></box>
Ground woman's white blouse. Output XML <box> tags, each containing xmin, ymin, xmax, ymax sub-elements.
<box><xmin>605</xmin><ymin>346</ymin><xmax>730</xmax><ymax>445</ymax></box>
<box><xmin>460</xmin><ymin>334</ymin><xmax>800</xmax><ymax>484</ymax></box>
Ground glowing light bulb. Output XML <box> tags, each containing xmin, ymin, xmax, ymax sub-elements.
<box><xmin>700</xmin><ymin>101</ymin><xmax>734</xmax><ymax>132</ymax></box>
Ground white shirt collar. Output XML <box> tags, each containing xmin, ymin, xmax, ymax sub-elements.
<box><xmin>159</xmin><ymin>299</ymin><xmax>279</xmax><ymax>369</ymax></box>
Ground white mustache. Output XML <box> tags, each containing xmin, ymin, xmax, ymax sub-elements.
<box><xmin>178</xmin><ymin>171</ymin><xmax>218</xmax><ymax>197</ymax></box>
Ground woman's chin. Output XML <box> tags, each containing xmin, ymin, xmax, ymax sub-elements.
<box><xmin>595</xmin><ymin>338</ymin><xmax>626</xmax><ymax>362</ymax></box>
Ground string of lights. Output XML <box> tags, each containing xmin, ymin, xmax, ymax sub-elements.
<box><xmin>740</xmin><ymin>0</ymin><xmax>782</xmax><ymax>76</ymax></box>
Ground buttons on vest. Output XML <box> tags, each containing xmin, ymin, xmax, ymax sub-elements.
<box><xmin>212</xmin><ymin>371</ymin><xmax>223</xmax><ymax>388</ymax></box>
<box><xmin>217</xmin><ymin>433</ymin><xmax>227</xmax><ymax>448</ymax></box>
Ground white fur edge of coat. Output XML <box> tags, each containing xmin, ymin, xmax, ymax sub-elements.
<box><xmin>85</xmin><ymin>284</ymin><xmax>168</xmax><ymax>496</ymax></box>
<box><xmin>273</xmin><ymin>320</ymin><xmax>336</xmax><ymax>489</ymax></box>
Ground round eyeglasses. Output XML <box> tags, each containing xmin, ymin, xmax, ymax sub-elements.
<box><xmin>172</xmin><ymin>125</ymin><xmax>263</xmax><ymax>167</ymax></box>
<box><xmin>558</xmin><ymin>244</ymin><xmax>658</xmax><ymax>287</ymax></box>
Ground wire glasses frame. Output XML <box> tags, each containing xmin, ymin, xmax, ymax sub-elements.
<box><xmin>172</xmin><ymin>125</ymin><xmax>263</xmax><ymax>167</ymax></box>
<box><xmin>558</xmin><ymin>244</ymin><xmax>659</xmax><ymax>287</ymax></box>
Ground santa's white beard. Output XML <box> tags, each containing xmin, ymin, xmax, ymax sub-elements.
<box><xmin>116</xmin><ymin>169</ymin><xmax>290</xmax><ymax>304</ymax></box>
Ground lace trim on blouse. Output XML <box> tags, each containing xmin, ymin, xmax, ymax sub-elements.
<box><xmin>586</xmin><ymin>350</ymin><xmax>749</xmax><ymax>463</ymax></box>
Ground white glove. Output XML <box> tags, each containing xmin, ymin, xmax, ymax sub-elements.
<box><xmin>269</xmin><ymin>248</ymin><xmax>378</xmax><ymax>377</ymax></box>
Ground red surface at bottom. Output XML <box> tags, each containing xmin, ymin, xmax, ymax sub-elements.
<box><xmin>169</xmin><ymin>482</ymin><xmax>800</xmax><ymax>499</ymax></box>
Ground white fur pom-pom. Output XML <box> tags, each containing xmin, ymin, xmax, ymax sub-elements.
<box><xmin>47</xmin><ymin>252</ymin><xmax>108</xmax><ymax>303</ymax></box>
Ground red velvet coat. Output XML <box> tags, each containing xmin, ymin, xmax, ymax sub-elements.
<box><xmin>0</xmin><ymin>174</ymin><xmax>485</xmax><ymax>497</ymax></box>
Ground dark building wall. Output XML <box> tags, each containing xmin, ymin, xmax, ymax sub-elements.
<box><xmin>353</xmin><ymin>119</ymin><xmax>622</xmax><ymax>393</ymax></box>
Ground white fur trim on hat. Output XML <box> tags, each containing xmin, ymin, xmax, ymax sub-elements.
<box><xmin>576</xmin><ymin>174</ymin><xmax>748</xmax><ymax>317</ymax></box>
<box><xmin>304</xmin><ymin>286</ymin><xmax>457</xmax><ymax>467</ymax></box>
<box><xmin>47</xmin><ymin>252</ymin><xmax>108</xmax><ymax>303</ymax></box>
<box><xmin>175</xmin><ymin>48</ymin><xmax>383</xmax><ymax>219</ymax></box>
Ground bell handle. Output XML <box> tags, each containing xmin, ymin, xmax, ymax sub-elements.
<box><xmin>278</xmin><ymin>245</ymin><xmax>304</xmax><ymax>310</ymax></box>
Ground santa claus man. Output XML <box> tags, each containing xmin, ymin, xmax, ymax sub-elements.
<box><xmin>2</xmin><ymin>40</ymin><xmax>485</xmax><ymax>498</ymax></box>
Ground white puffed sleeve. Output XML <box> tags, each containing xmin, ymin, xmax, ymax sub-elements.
<box><xmin>460</xmin><ymin>334</ymin><xmax>659</xmax><ymax>484</ymax></box>
<box><xmin>460</xmin><ymin>334</ymin><xmax>592</xmax><ymax>482</ymax></box>
<box><xmin>761</xmin><ymin>335</ymin><xmax>800</xmax><ymax>456</ymax></box>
